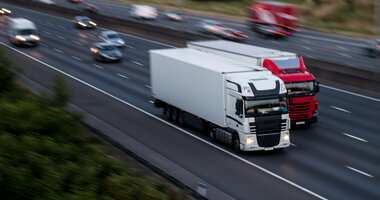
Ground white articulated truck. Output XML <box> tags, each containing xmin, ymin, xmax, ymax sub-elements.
<box><xmin>150</xmin><ymin>48</ymin><xmax>290</xmax><ymax>152</ymax></box>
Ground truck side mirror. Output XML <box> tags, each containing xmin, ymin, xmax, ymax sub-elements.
<box><xmin>315</xmin><ymin>81</ymin><xmax>320</xmax><ymax>93</ymax></box>
<box><xmin>235</xmin><ymin>99</ymin><xmax>243</xmax><ymax>117</ymax></box>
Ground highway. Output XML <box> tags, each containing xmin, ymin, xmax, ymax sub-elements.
<box><xmin>51</xmin><ymin>0</ymin><xmax>379</xmax><ymax>70</ymax></box>
<box><xmin>1</xmin><ymin>3</ymin><xmax>380</xmax><ymax>200</ymax></box>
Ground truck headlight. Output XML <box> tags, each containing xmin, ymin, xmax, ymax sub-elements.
<box><xmin>15</xmin><ymin>35</ymin><xmax>26</xmax><ymax>41</ymax></box>
<box><xmin>282</xmin><ymin>133</ymin><xmax>290</xmax><ymax>141</ymax></box>
<box><xmin>245</xmin><ymin>138</ymin><xmax>254</xmax><ymax>144</ymax></box>
<box><xmin>281</xmin><ymin>83</ymin><xmax>286</xmax><ymax>92</ymax></box>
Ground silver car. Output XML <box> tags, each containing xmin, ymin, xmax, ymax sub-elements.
<box><xmin>90</xmin><ymin>43</ymin><xmax>123</xmax><ymax>63</ymax></box>
<box><xmin>99</xmin><ymin>31</ymin><xmax>125</xmax><ymax>48</ymax></box>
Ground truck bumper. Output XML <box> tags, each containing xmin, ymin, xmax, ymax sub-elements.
<box><xmin>291</xmin><ymin>112</ymin><xmax>318</xmax><ymax>126</ymax></box>
<box><xmin>240</xmin><ymin>131</ymin><xmax>290</xmax><ymax>151</ymax></box>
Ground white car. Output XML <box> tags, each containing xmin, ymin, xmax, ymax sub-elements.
<box><xmin>99</xmin><ymin>31</ymin><xmax>125</xmax><ymax>48</ymax></box>
<box><xmin>130</xmin><ymin>5</ymin><xmax>157</xmax><ymax>20</ymax></box>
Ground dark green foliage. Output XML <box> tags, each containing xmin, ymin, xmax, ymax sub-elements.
<box><xmin>0</xmin><ymin>48</ymin><xmax>15</xmax><ymax>93</ymax></box>
<box><xmin>51</xmin><ymin>74</ymin><xmax>70</xmax><ymax>108</ymax></box>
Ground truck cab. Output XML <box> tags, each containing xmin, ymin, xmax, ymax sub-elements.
<box><xmin>263</xmin><ymin>57</ymin><xmax>319</xmax><ymax>126</ymax></box>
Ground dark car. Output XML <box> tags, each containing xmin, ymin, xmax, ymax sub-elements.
<box><xmin>363</xmin><ymin>39</ymin><xmax>380</xmax><ymax>58</ymax></box>
<box><xmin>254</xmin><ymin>24</ymin><xmax>290</xmax><ymax>39</ymax></box>
<box><xmin>219</xmin><ymin>28</ymin><xmax>248</xmax><ymax>42</ymax></box>
<box><xmin>164</xmin><ymin>11</ymin><xmax>185</xmax><ymax>22</ymax></box>
<box><xmin>0</xmin><ymin>8</ymin><xmax>11</xmax><ymax>15</ymax></box>
<box><xmin>90</xmin><ymin>43</ymin><xmax>123</xmax><ymax>62</ymax></box>
<box><xmin>83</xmin><ymin>3</ymin><xmax>99</xmax><ymax>13</ymax></box>
<box><xmin>73</xmin><ymin>16</ymin><xmax>97</xmax><ymax>29</ymax></box>
<box><xmin>198</xmin><ymin>20</ymin><xmax>226</xmax><ymax>35</ymax></box>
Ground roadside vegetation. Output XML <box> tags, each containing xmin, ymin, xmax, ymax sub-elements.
<box><xmin>115</xmin><ymin>0</ymin><xmax>375</xmax><ymax>37</ymax></box>
<box><xmin>0</xmin><ymin>49</ymin><xmax>188</xmax><ymax>200</ymax></box>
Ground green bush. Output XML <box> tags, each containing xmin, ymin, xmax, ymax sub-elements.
<box><xmin>0</xmin><ymin>48</ymin><xmax>15</xmax><ymax>94</ymax></box>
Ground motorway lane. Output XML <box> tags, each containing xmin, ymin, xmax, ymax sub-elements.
<box><xmin>51</xmin><ymin>0</ymin><xmax>379</xmax><ymax>70</ymax></box>
<box><xmin>1</xmin><ymin>5</ymin><xmax>380</xmax><ymax>199</ymax></box>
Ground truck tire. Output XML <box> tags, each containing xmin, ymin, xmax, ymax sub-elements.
<box><xmin>171</xmin><ymin>107</ymin><xmax>179</xmax><ymax>123</ymax></box>
<box><xmin>178</xmin><ymin>111</ymin><xmax>185</xmax><ymax>127</ymax></box>
<box><xmin>209</xmin><ymin>126</ymin><xmax>216</xmax><ymax>142</ymax></box>
<box><xmin>164</xmin><ymin>105</ymin><xmax>172</xmax><ymax>121</ymax></box>
<box><xmin>232</xmin><ymin>134</ymin><xmax>242</xmax><ymax>154</ymax></box>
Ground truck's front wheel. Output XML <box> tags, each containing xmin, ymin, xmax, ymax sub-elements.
<box><xmin>232</xmin><ymin>134</ymin><xmax>242</xmax><ymax>154</ymax></box>
<box><xmin>164</xmin><ymin>106</ymin><xmax>172</xmax><ymax>121</ymax></box>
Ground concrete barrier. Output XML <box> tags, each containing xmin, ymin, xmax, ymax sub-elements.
<box><xmin>2</xmin><ymin>0</ymin><xmax>380</xmax><ymax>93</ymax></box>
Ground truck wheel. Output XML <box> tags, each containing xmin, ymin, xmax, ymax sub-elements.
<box><xmin>171</xmin><ymin>108</ymin><xmax>179</xmax><ymax>123</ymax></box>
<box><xmin>232</xmin><ymin>134</ymin><xmax>242</xmax><ymax>154</ymax></box>
<box><xmin>209</xmin><ymin>126</ymin><xmax>216</xmax><ymax>142</ymax></box>
<box><xmin>164</xmin><ymin>106</ymin><xmax>172</xmax><ymax>121</ymax></box>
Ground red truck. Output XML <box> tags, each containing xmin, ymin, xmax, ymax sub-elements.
<box><xmin>187</xmin><ymin>40</ymin><xmax>319</xmax><ymax>127</ymax></box>
<box><xmin>248</xmin><ymin>1</ymin><xmax>299</xmax><ymax>35</ymax></box>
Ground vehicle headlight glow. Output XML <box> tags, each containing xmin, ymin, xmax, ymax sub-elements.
<box><xmin>282</xmin><ymin>133</ymin><xmax>290</xmax><ymax>141</ymax></box>
<box><xmin>89</xmin><ymin>21</ymin><xmax>97</xmax><ymax>26</ymax></box>
<box><xmin>117</xmin><ymin>40</ymin><xmax>124</xmax><ymax>44</ymax></box>
<box><xmin>15</xmin><ymin>35</ymin><xmax>26</xmax><ymax>41</ymax></box>
<box><xmin>90</xmin><ymin>48</ymin><xmax>98</xmax><ymax>53</ymax></box>
<box><xmin>78</xmin><ymin>22</ymin><xmax>87</xmax><ymax>26</ymax></box>
<box><xmin>2</xmin><ymin>8</ymin><xmax>11</xmax><ymax>13</ymax></box>
<box><xmin>30</xmin><ymin>35</ymin><xmax>40</xmax><ymax>40</ymax></box>
<box><xmin>245</xmin><ymin>138</ymin><xmax>254</xmax><ymax>144</ymax></box>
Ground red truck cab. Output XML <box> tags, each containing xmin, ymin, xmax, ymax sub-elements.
<box><xmin>263</xmin><ymin>56</ymin><xmax>319</xmax><ymax>126</ymax></box>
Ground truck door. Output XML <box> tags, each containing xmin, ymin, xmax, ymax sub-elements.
<box><xmin>226</xmin><ymin>95</ymin><xmax>244</xmax><ymax>129</ymax></box>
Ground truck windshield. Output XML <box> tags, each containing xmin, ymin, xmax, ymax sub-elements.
<box><xmin>286</xmin><ymin>81</ymin><xmax>315</xmax><ymax>96</ymax></box>
<box><xmin>19</xmin><ymin>29</ymin><xmax>37</xmax><ymax>35</ymax></box>
<box><xmin>245</xmin><ymin>97</ymin><xmax>287</xmax><ymax>117</ymax></box>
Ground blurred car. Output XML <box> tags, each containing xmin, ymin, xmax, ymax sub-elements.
<box><xmin>73</xmin><ymin>16</ymin><xmax>97</xmax><ymax>29</ymax></box>
<box><xmin>34</xmin><ymin>0</ymin><xmax>55</xmax><ymax>4</ymax></box>
<box><xmin>68</xmin><ymin>0</ymin><xmax>83</xmax><ymax>3</ymax></box>
<box><xmin>254</xmin><ymin>24</ymin><xmax>290</xmax><ymax>39</ymax></box>
<box><xmin>198</xmin><ymin>20</ymin><xmax>226</xmax><ymax>35</ymax></box>
<box><xmin>0</xmin><ymin>8</ymin><xmax>11</xmax><ymax>15</ymax></box>
<box><xmin>99</xmin><ymin>31</ymin><xmax>125</xmax><ymax>48</ymax></box>
<box><xmin>83</xmin><ymin>3</ymin><xmax>99</xmax><ymax>13</ymax></box>
<box><xmin>219</xmin><ymin>28</ymin><xmax>248</xmax><ymax>42</ymax></box>
<box><xmin>130</xmin><ymin>5</ymin><xmax>158</xmax><ymax>20</ymax></box>
<box><xmin>363</xmin><ymin>39</ymin><xmax>380</xmax><ymax>58</ymax></box>
<box><xmin>90</xmin><ymin>43</ymin><xmax>123</xmax><ymax>62</ymax></box>
<box><xmin>164</xmin><ymin>11</ymin><xmax>184</xmax><ymax>22</ymax></box>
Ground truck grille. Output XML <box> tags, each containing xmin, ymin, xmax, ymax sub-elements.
<box><xmin>290</xmin><ymin>102</ymin><xmax>312</xmax><ymax>120</ymax></box>
<box><xmin>249</xmin><ymin>118</ymin><xmax>286</xmax><ymax>147</ymax></box>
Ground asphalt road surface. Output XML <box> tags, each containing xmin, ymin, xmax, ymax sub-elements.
<box><xmin>1</xmin><ymin>3</ymin><xmax>380</xmax><ymax>200</ymax></box>
<box><xmin>51</xmin><ymin>0</ymin><xmax>379</xmax><ymax>71</ymax></box>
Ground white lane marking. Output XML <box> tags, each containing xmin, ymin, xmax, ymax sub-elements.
<box><xmin>298</xmin><ymin>35</ymin><xmax>366</xmax><ymax>48</ymax></box>
<box><xmin>342</xmin><ymin>133</ymin><xmax>368</xmax><ymax>143</ymax></box>
<box><xmin>72</xmin><ymin>56</ymin><xmax>82</xmax><ymax>61</ymax></box>
<box><xmin>145</xmin><ymin>84</ymin><xmax>152</xmax><ymax>89</ymax></box>
<box><xmin>46</xmin><ymin>22</ymin><xmax>53</xmax><ymax>26</ymax></box>
<box><xmin>336</xmin><ymin>45</ymin><xmax>347</xmax><ymax>50</ymax></box>
<box><xmin>301</xmin><ymin>39</ymin><xmax>312</xmax><ymax>44</ymax></box>
<box><xmin>132</xmin><ymin>61</ymin><xmax>143</xmax><ymax>66</ymax></box>
<box><xmin>87</xmin><ymin>33</ymin><xmax>95</xmax><ymax>38</ymax></box>
<box><xmin>320</xmin><ymin>84</ymin><xmax>380</xmax><ymax>103</ymax></box>
<box><xmin>7</xmin><ymin>4</ymin><xmax>175</xmax><ymax>48</ymax></box>
<box><xmin>126</xmin><ymin>45</ymin><xmax>134</xmax><ymax>49</ymax></box>
<box><xmin>290</xmin><ymin>143</ymin><xmax>297</xmax><ymax>147</ymax></box>
<box><xmin>56</xmin><ymin>35</ymin><xmax>66</xmax><ymax>40</ymax></box>
<box><xmin>346</xmin><ymin>166</ymin><xmax>373</xmax><ymax>178</ymax></box>
<box><xmin>92</xmin><ymin>64</ymin><xmax>104</xmax><ymax>69</ymax></box>
<box><xmin>338</xmin><ymin>53</ymin><xmax>352</xmax><ymax>58</ymax></box>
<box><xmin>72</xmin><ymin>29</ymin><xmax>79</xmax><ymax>33</ymax></box>
<box><xmin>149</xmin><ymin>100</ymin><xmax>154</xmax><ymax>104</ymax></box>
<box><xmin>271</xmin><ymin>41</ymin><xmax>280</xmax><ymax>45</ymax></box>
<box><xmin>57</xmin><ymin>25</ymin><xmax>66</xmax><ymax>29</ymax></box>
<box><xmin>116</xmin><ymin>73</ymin><xmax>129</xmax><ymax>79</ymax></box>
<box><xmin>53</xmin><ymin>48</ymin><xmax>64</xmax><ymax>54</ymax></box>
<box><xmin>40</xmin><ymin>43</ymin><xmax>48</xmax><ymax>47</ymax></box>
<box><xmin>0</xmin><ymin>41</ymin><xmax>327</xmax><ymax>200</ymax></box>
<box><xmin>302</xmin><ymin>46</ymin><xmax>313</xmax><ymax>51</ymax></box>
<box><xmin>72</xmin><ymin>41</ymin><xmax>83</xmax><ymax>46</ymax></box>
<box><xmin>330</xmin><ymin>105</ymin><xmax>351</xmax><ymax>113</ymax></box>
<box><xmin>43</xmin><ymin>30</ymin><xmax>52</xmax><ymax>35</ymax></box>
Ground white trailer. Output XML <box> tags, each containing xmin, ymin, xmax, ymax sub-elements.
<box><xmin>151</xmin><ymin>48</ymin><xmax>290</xmax><ymax>152</ymax></box>
<box><xmin>187</xmin><ymin>40</ymin><xmax>296</xmax><ymax>66</ymax></box>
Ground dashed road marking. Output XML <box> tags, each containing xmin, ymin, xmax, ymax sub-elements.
<box><xmin>57</xmin><ymin>25</ymin><xmax>66</xmax><ymax>29</ymax></box>
<box><xmin>116</xmin><ymin>73</ymin><xmax>129</xmax><ymax>79</ymax></box>
<box><xmin>132</xmin><ymin>61</ymin><xmax>143</xmax><ymax>66</ymax></box>
<box><xmin>87</xmin><ymin>33</ymin><xmax>96</xmax><ymax>38</ymax></box>
<box><xmin>338</xmin><ymin>52</ymin><xmax>352</xmax><ymax>58</ymax></box>
<box><xmin>342</xmin><ymin>133</ymin><xmax>368</xmax><ymax>143</ymax></box>
<box><xmin>336</xmin><ymin>45</ymin><xmax>347</xmax><ymax>50</ymax></box>
<box><xmin>40</xmin><ymin>43</ymin><xmax>48</xmax><ymax>47</ymax></box>
<box><xmin>330</xmin><ymin>105</ymin><xmax>351</xmax><ymax>113</ymax></box>
<box><xmin>145</xmin><ymin>84</ymin><xmax>151</xmax><ymax>89</ymax></box>
<box><xmin>346</xmin><ymin>166</ymin><xmax>373</xmax><ymax>178</ymax></box>
<box><xmin>43</xmin><ymin>31</ymin><xmax>52</xmax><ymax>35</ymax></box>
<box><xmin>92</xmin><ymin>64</ymin><xmax>104</xmax><ymax>69</ymax></box>
<box><xmin>56</xmin><ymin>35</ymin><xmax>66</xmax><ymax>40</ymax></box>
<box><xmin>302</xmin><ymin>46</ymin><xmax>313</xmax><ymax>51</ymax></box>
<box><xmin>72</xmin><ymin>56</ymin><xmax>82</xmax><ymax>61</ymax></box>
<box><xmin>72</xmin><ymin>41</ymin><xmax>83</xmax><ymax>46</ymax></box>
<box><xmin>53</xmin><ymin>48</ymin><xmax>64</xmax><ymax>54</ymax></box>
<box><xmin>126</xmin><ymin>45</ymin><xmax>134</xmax><ymax>49</ymax></box>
